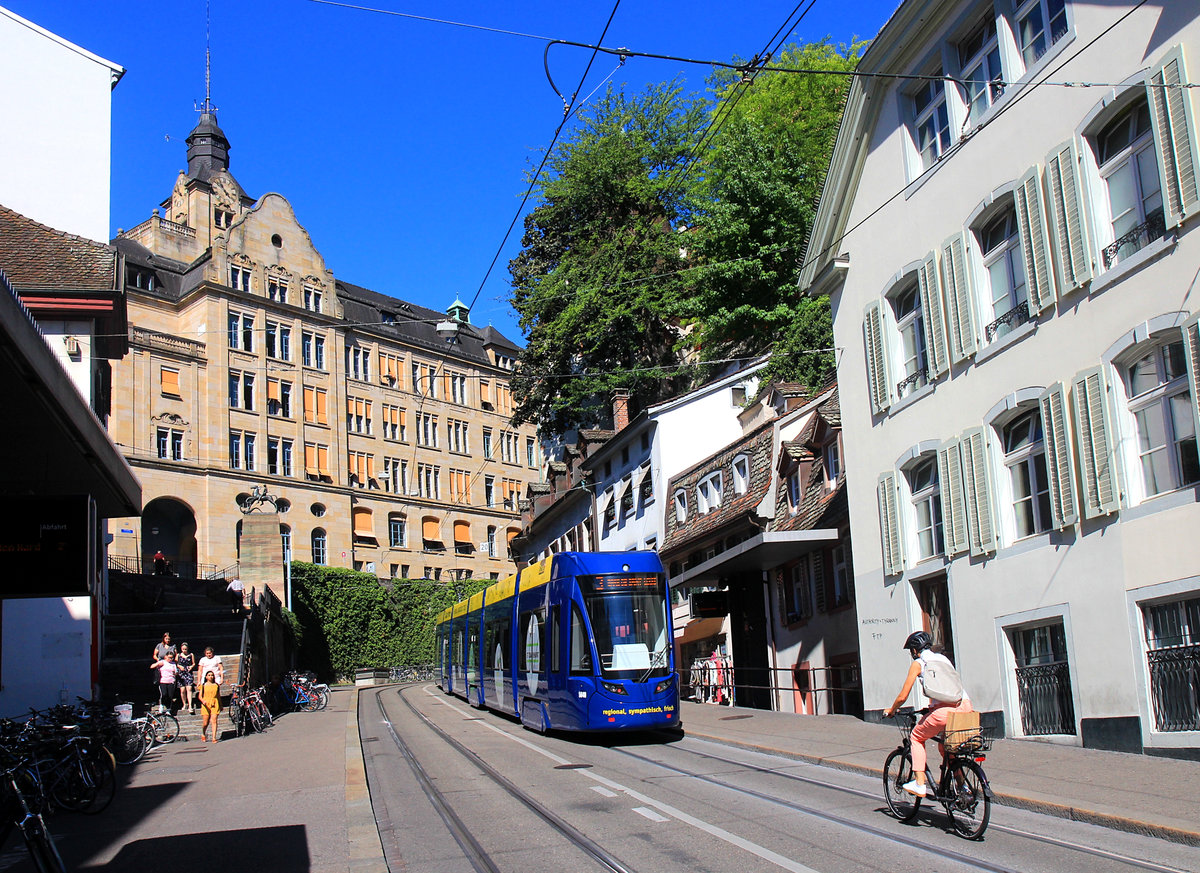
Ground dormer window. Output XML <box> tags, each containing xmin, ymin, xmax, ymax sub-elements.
<box><xmin>673</xmin><ymin>489</ymin><xmax>688</xmax><ymax>525</ymax></box>
<box><xmin>824</xmin><ymin>437</ymin><xmax>842</xmax><ymax>483</ymax></box>
<box><xmin>697</xmin><ymin>472</ymin><xmax>723</xmax><ymax>514</ymax></box>
<box><xmin>732</xmin><ymin>454</ymin><xmax>749</xmax><ymax>494</ymax></box>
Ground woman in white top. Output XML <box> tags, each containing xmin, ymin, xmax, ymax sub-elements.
<box><xmin>197</xmin><ymin>646</ymin><xmax>224</xmax><ymax>688</ymax></box>
<box><xmin>883</xmin><ymin>631</ymin><xmax>974</xmax><ymax>797</ymax></box>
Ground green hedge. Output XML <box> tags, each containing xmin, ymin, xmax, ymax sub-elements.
<box><xmin>290</xmin><ymin>562</ymin><xmax>490</xmax><ymax>681</ymax></box>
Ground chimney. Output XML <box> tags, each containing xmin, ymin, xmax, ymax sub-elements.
<box><xmin>612</xmin><ymin>389</ymin><xmax>630</xmax><ymax>431</ymax></box>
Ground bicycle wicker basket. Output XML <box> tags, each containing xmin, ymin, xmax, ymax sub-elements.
<box><xmin>943</xmin><ymin>725</ymin><xmax>994</xmax><ymax>753</ymax></box>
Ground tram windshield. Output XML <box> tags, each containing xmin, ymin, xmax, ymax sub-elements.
<box><xmin>578</xmin><ymin>573</ymin><xmax>670</xmax><ymax>680</ymax></box>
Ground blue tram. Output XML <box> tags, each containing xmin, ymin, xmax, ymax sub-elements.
<box><xmin>435</xmin><ymin>551</ymin><xmax>680</xmax><ymax>732</ymax></box>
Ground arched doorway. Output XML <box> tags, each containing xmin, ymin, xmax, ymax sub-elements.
<box><xmin>142</xmin><ymin>497</ymin><xmax>198</xmax><ymax>577</ymax></box>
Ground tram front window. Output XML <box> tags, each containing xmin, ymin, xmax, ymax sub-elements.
<box><xmin>578</xmin><ymin>573</ymin><xmax>669</xmax><ymax>680</ymax></box>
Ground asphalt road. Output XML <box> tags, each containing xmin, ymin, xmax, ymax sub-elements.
<box><xmin>358</xmin><ymin>685</ymin><xmax>1200</xmax><ymax>873</ymax></box>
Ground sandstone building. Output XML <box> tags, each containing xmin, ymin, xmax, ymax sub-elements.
<box><xmin>108</xmin><ymin>110</ymin><xmax>539</xmax><ymax>590</ymax></box>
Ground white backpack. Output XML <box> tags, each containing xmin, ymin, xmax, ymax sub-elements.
<box><xmin>919</xmin><ymin>651</ymin><xmax>964</xmax><ymax>704</ymax></box>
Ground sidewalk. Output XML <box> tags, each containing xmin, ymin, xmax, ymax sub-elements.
<box><xmin>679</xmin><ymin>700</ymin><xmax>1200</xmax><ymax>846</ymax></box>
<box><xmin>17</xmin><ymin>687</ymin><xmax>386</xmax><ymax>873</ymax></box>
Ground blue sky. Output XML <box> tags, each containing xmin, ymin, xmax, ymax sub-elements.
<box><xmin>9</xmin><ymin>0</ymin><xmax>897</xmax><ymax>342</ymax></box>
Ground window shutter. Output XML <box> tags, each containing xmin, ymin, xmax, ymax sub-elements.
<box><xmin>918</xmin><ymin>251</ymin><xmax>950</xmax><ymax>378</ymax></box>
<box><xmin>1039</xmin><ymin>382</ymin><xmax>1079</xmax><ymax>529</ymax></box>
<box><xmin>863</xmin><ymin>301</ymin><xmax>892</xmax><ymax>414</ymax></box>
<box><xmin>877</xmin><ymin>472</ymin><xmax>904</xmax><ymax>575</ymax></box>
<box><xmin>1044</xmin><ymin>139</ymin><xmax>1094</xmax><ymax>292</ymax></box>
<box><xmin>960</xmin><ymin>427</ymin><xmax>996</xmax><ymax>556</ymax></box>
<box><xmin>304</xmin><ymin>443</ymin><xmax>318</xmax><ymax>476</ymax></box>
<box><xmin>267</xmin><ymin>379</ymin><xmax>281</xmax><ymax>403</ymax></box>
<box><xmin>1072</xmin><ymin>367</ymin><xmax>1120</xmax><ymax>517</ymax></box>
<box><xmin>303</xmin><ymin>386</ymin><xmax>315</xmax><ymax>423</ymax></box>
<box><xmin>1015</xmin><ymin>164</ymin><xmax>1057</xmax><ymax>314</ymax></box>
<box><xmin>454</xmin><ymin>520</ymin><xmax>470</xmax><ymax>543</ymax></box>
<box><xmin>317</xmin><ymin>445</ymin><xmax>330</xmax><ymax>475</ymax></box>
<box><xmin>1181</xmin><ymin>312</ymin><xmax>1200</xmax><ymax>471</ymax></box>
<box><xmin>352</xmin><ymin>507</ymin><xmax>373</xmax><ymax>537</ymax></box>
<box><xmin>423</xmin><ymin>517</ymin><xmax>440</xmax><ymax>540</ymax></box>
<box><xmin>776</xmin><ymin>570</ymin><xmax>789</xmax><ymax>623</ymax></box>
<box><xmin>366</xmin><ymin>454</ymin><xmax>375</xmax><ymax>479</ymax></box>
<box><xmin>316</xmin><ymin>389</ymin><xmax>327</xmax><ymax>424</ymax></box>
<box><xmin>160</xmin><ymin>368</ymin><xmax>181</xmax><ymax>397</ymax></box>
<box><xmin>936</xmin><ymin>440</ymin><xmax>969</xmax><ymax>556</ymax></box>
<box><xmin>940</xmin><ymin>232</ymin><xmax>978</xmax><ymax>362</ymax></box>
<box><xmin>1147</xmin><ymin>45</ymin><xmax>1200</xmax><ymax>227</ymax></box>
<box><xmin>812</xmin><ymin>550</ymin><xmax>827</xmax><ymax>614</ymax></box>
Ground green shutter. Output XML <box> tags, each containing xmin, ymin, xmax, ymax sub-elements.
<box><xmin>1182</xmin><ymin>312</ymin><xmax>1200</xmax><ymax>478</ymax></box>
<box><xmin>1072</xmin><ymin>367</ymin><xmax>1121</xmax><ymax>517</ymax></box>
<box><xmin>961</xmin><ymin>427</ymin><xmax>997</xmax><ymax>556</ymax></box>
<box><xmin>1045</xmin><ymin>139</ymin><xmax>1094</xmax><ymax>292</ymax></box>
<box><xmin>941</xmin><ymin>232</ymin><xmax>978</xmax><ymax>363</ymax></box>
<box><xmin>877</xmin><ymin>472</ymin><xmax>904</xmax><ymax>575</ymax></box>
<box><xmin>1147</xmin><ymin>45</ymin><xmax>1200</xmax><ymax>227</ymax></box>
<box><xmin>1039</xmin><ymin>382</ymin><xmax>1079</xmax><ymax>529</ymax></box>
<box><xmin>937</xmin><ymin>440</ymin><xmax>969</xmax><ymax>556</ymax></box>
<box><xmin>918</xmin><ymin>251</ymin><xmax>950</xmax><ymax>378</ymax></box>
<box><xmin>864</xmin><ymin>301</ymin><xmax>892</xmax><ymax>414</ymax></box>
<box><xmin>1015</xmin><ymin>164</ymin><xmax>1057</xmax><ymax>314</ymax></box>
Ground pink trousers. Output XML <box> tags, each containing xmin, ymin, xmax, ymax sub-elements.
<box><xmin>911</xmin><ymin>698</ymin><xmax>973</xmax><ymax>775</ymax></box>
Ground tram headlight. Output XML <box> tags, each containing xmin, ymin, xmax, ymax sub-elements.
<box><xmin>654</xmin><ymin>677</ymin><xmax>674</xmax><ymax>694</ymax></box>
<box><xmin>601</xmin><ymin>680</ymin><xmax>628</xmax><ymax>695</ymax></box>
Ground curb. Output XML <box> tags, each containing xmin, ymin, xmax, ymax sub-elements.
<box><xmin>345</xmin><ymin>687</ymin><xmax>389</xmax><ymax>871</ymax></box>
<box><xmin>684</xmin><ymin>730</ymin><xmax>1200</xmax><ymax>848</ymax></box>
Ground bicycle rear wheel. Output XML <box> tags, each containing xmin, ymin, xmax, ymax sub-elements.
<box><xmin>947</xmin><ymin>760</ymin><xmax>991</xmax><ymax>839</ymax></box>
<box><xmin>81</xmin><ymin>748</ymin><xmax>117</xmax><ymax>815</ymax></box>
<box><xmin>883</xmin><ymin>749</ymin><xmax>921</xmax><ymax>821</ymax></box>
<box><xmin>112</xmin><ymin>723</ymin><xmax>146</xmax><ymax>766</ymax></box>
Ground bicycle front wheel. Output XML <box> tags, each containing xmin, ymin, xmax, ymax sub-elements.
<box><xmin>81</xmin><ymin>749</ymin><xmax>117</xmax><ymax>815</ymax></box>
<box><xmin>154</xmin><ymin>713</ymin><xmax>179</xmax><ymax>744</ymax></box>
<box><xmin>21</xmin><ymin>815</ymin><xmax>66</xmax><ymax>873</ymax></box>
<box><xmin>883</xmin><ymin>749</ymin><xmax>921</xmax><ymax>821</ymax></box>
<box><xmin>112</xmin><ymin>723</ymin><xmax>147</xmax><ymax>766</ymax></box>
<box><xmin>947</xmin><ymin>760</ymin><xmax>991</xmax><ymax>839</ymax></box>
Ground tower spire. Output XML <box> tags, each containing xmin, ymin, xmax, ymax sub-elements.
<box><xmin>185</xmin><ymin>0</ymin><xmax>230</xmax><ymax>179</ymax></box>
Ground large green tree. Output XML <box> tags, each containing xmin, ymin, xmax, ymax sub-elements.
<box><xmin>685</xmin><ymin>41</ymin><xmax>864</xmax><ymax>390</ymax></box>
<box><xmin>508</xmin><ymin>81</ymin><xmax>710</xmax><ymax>435</ymax></box>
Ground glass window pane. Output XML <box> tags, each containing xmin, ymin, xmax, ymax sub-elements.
<box><xmin>1106</xmin><ymin>162</ymin><xmax>1138</xmax><ymax>236</ymax></box>
<box><xmin>1129</xmin><ymin>352</ymin><xmax>1160</xmax><ymax>396</ymax></box>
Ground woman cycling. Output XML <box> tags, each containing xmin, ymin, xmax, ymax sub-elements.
<box><xmin>883</xmin><ymin>631</ymin><xmax>973</xmax><ymax>797</ymax></box>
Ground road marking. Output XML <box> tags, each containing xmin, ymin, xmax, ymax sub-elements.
<box><xmin>633</xmin><ymin>807</ymin><xmax>669</xmax><ymax>823</ymax></box>
<box><xmin>420</xmin><ymin>687</ymin><xmax>820</xmax><ymax>873</ymax></box>
<box><xmin>591</xmin><ymin>786</ymin><xmax>618</xmax><ymax>798</ymax></box>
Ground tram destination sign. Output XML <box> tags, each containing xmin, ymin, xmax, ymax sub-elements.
<box><xmin>589</xmin><ymin>574</ymin><xmax>660</xmax><ymax>593</ymax></box>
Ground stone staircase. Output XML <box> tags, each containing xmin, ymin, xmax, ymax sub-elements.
<box><xmin>101</xmin><ymin>572</ymin><xmax>244</xmax><ymax>725</ymax></box>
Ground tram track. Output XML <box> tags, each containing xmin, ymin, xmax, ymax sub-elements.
<box><xmin>373</xmin><ymin>685</ymin><xmax>636</xmax><ymax>873</ymax></box>
<box><xmin>610</xmin><ymin>741</ymin><xmax>1195</xmax><ymax>873</ymax></box>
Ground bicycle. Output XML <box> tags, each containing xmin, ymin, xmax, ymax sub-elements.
<box><xmin>882</xmin><ymin>710</ymin><xmax>994</xmax><ymax>839</ymax></box>
<box><xmin>0</xmin><ymin>760</ymin><xmax>66</xmax><ymax>873</ymax></box>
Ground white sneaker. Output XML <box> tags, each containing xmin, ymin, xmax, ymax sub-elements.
<box><xmin>902</xmin><ymin>779</ymin><xmax>927</xmax><ymax>797</ymax></box>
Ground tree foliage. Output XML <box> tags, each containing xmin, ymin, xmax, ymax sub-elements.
<box><xmin>685</xmin><ymin>41</ymin><xmax>864</xmax><ymax>390</ymax></box>
<box><xmin>507</xmin><ymin>42</ymin><xmax>864</xmax><ymax>431</ymax></box>
<box><xmin>508</xmin><ymin>81</ymin><xmax>710</xmax><ymax>434</ymax></box>
<box><xmin>290</xmin><ymin>562</ymin><xmax>489</xmax><ymax>681</ymax></box>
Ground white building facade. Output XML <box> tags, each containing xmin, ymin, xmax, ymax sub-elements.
<box><xmin>0</xmin><ymin>5</ymin><xmax>123</xmax><ymax>242</ymax></box>
<box><xmin>802</xmin><ymin>0</ymin><xmax>1200</xmax><ymax>754</ymax></box>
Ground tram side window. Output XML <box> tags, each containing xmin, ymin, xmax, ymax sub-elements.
<box><xmin>548</xmin><ymin>605</ymin><xmax>560</xmax><ymax>674</ymax></box>
<box><xmin>570</xmin><ymin>606</ymin><xmax>592</xmax><ymax>675</ymax></box>
<box><xmin>468</xmin><ymin>627</ymin><xmax>478</xmax><ymax>670</ymax></box>
<box><xmin>519</xmin><ymin>609</ymin><xmax>545</xmax><ymax>678</ymax></box>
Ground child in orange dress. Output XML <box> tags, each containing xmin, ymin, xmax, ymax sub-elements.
<box><xmin>199</xmin><ymin>671</ymin><xmax>221</xmax><ymax>742</ymax></box>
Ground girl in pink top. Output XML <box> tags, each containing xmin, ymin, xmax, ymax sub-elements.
<box><xmin>151</xmin><ymin>650</ymin><xmax>179</xmax><ymax>713</ymax></box>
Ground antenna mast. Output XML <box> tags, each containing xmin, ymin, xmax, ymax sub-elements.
<box><xmin>199</xmin><ymin>0</ymin><xmax>217</xmax><ymax>115</ymax></box>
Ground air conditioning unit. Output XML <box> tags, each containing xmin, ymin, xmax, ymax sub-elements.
<box><xmin>64</xmin><ymin>336</ymin><xmax>80</xmax><ymax>356</ymax></box>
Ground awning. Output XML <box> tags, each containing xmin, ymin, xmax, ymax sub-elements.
<box><xmin>669</xmin><ymin>529</ymin><xmax>840</xmax><ymax>589</ymax></box>
<box><xmin>676</xmin><ymin>617</ymin><xmax>726</xmax><ymax>646</ymax></box>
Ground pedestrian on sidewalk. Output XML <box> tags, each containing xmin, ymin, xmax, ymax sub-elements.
<box><xmin>151</xmin><ymin>650</ymin><xmax>180</xmax><ymax>714</ymax></box>
<box><xmin>152</xmin><ymin>550</ymin><xmax>166</xmax><ymax>575</ymax></box>
<box><xmin>197</xmin><ymin>646</ymin><xmax>224</xmax><ymax>688</ymax></box>
<box><xmin>226</xmin><ymin>576</ymin><xmax>245</xmax><ymax>615</ymax></box>
<box><xmin>199</xmin><ymin>670</ymin><xmax>221</xmax><ymax>742</ymax></box>
<box><xmin>151</xmin><ymin>632</ymin><xmax>176</xmax><ymax>691</ymax></box>
<box><xmin>883</xmin><ymin>631</ymin><xmax>973</xmax><ymax>798</ymax></box>
<box><xmin>177</xmin><ymin>642</ymin><xmax>197</xmax><ymax>714</ymax></box>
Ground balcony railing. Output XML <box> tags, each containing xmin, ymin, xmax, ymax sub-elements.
<box><xmin>1014</xmin><ymin>660</ymin><xmax>1077</xmax><ymax>735</ymax></box>
<box><xmin>896</xmin><ymin>366</ymin><xmax>928</xmax><ymax>397</ymax></box>
<box><xmin>1102</xmin><ymin>209</ymin><xmax>1165</xmax><ymax>270</ymax></box>
<box><xmin>985</xmin><ymin>303</ymin><xmax>1032</xmax><ymax>342</ymax></box>
<box><xmin>130</xmin><ymin>326</ymin><xmax>206</xmax><ymax>359</ymax></box>
<box><xmin>1147</xmin><ymin>644</ymin><xmax>1200</xmax><ymax>732</ymax></box>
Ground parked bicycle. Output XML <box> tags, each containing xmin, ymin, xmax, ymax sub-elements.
<box><xmin>882</xmin><ymin>709</ymin><xmax>994</xmax><ymax>839</ymax></box>
<box><xmin>0</xmin><ymin>759</ymin><xmax>65</xmax><ymax>873</ymax></box>
<box><xmin>228</xmin><ymin>684</ymin><xmax>273</xmax><ymax>736</ymax></box>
